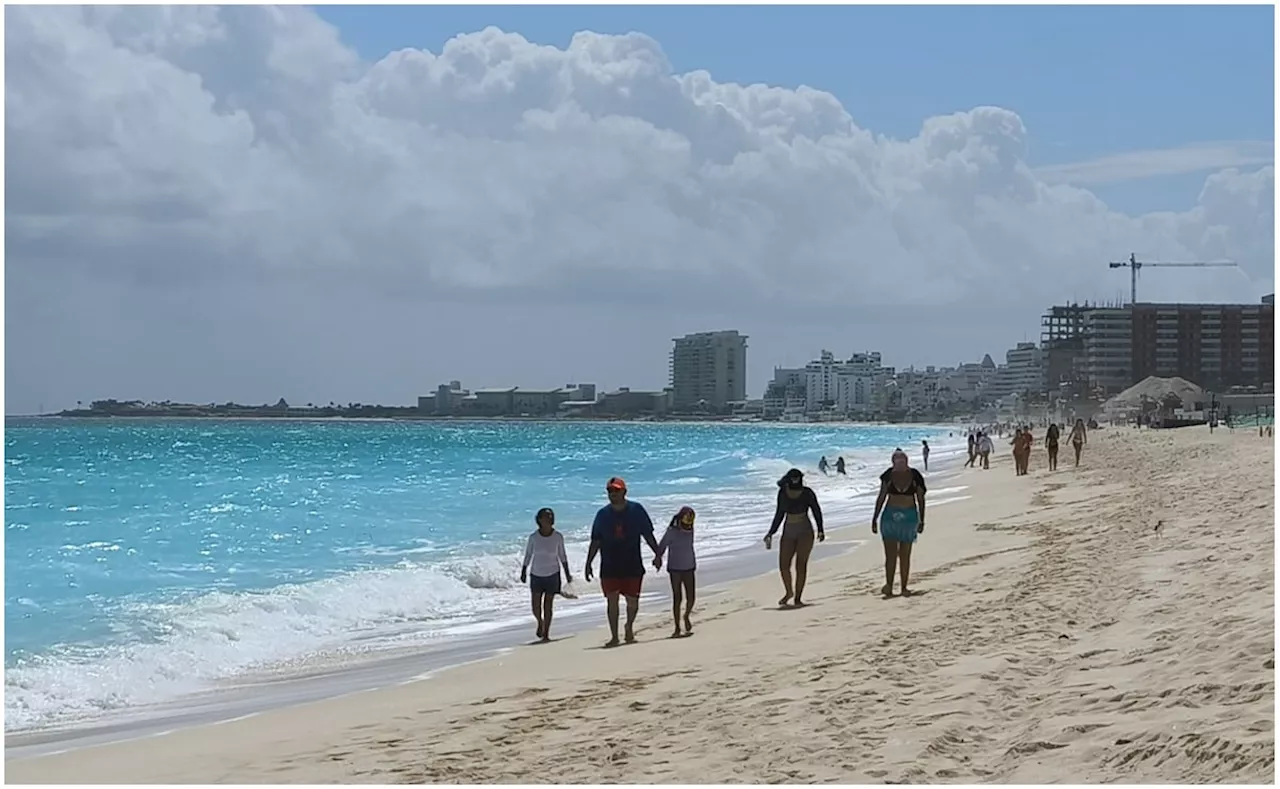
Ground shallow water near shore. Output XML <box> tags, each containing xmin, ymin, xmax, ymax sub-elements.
<box><xmin>5</xmin><ymin>418</ymin><xmax>965</xmax><ymax>736</ymax></box>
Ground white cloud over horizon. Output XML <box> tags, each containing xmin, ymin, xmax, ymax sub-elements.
<box><xmin>4</xmin><ymin>6</ymin><xmax>1276</xmax><ymax>413</ymax></box>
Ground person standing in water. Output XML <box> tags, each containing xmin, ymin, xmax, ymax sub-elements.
<box><xmin>521</xmin><ymin>507</ymin><xmax>573</xmax><ymax>642</ymax></box>
<box><xmin>872</xmin><ymin>449</ymin><xmax>927</xmax><ymax>597</ymax></box>
<box><xmin>1069</xmin><ymin>419</ymin><xmax>1088</xmax><ymax>466</ymax></box>
<box><xmin>764</xmin><ymin>468</ymin><xmax>825</xmax><ymax>607</ymax></box>
<box><xmin>921</xmin><ymin>440</ymin><xmax>931</xmax><ymax>471</ymax></box>
<box><xmin>818</xmin><ymin>456</ymin><xmax>830</xmax><ymax>475</ymax></box>
<box><xmin>653</xmin><ymin>506</ymin><xmax>697</xmax><ymax>637</ymax></box>
<box><xmin>835</xmin><ymin>456</ymin><xmax>847</xmax><ymax>476</ymax></box>
<box><xmin>584</xmin><ymin>477</ymin><xmax>660</xmax><ymax>647</ymax></box>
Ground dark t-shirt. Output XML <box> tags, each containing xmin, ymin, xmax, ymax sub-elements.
<box><xmin>591</xmin><ymin>501</ymin><xmax>654</xmax><ymax>579</ymax></box>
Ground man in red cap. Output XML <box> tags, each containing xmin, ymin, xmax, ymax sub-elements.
<box><xmin>584</xmin><ymin>476</ymin><xmax>660</xmax><ymax>647</ymax></box>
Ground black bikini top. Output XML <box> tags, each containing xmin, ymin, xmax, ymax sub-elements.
<box><xmin>880</xmin><ymin>467</ymin><xmax>926</xmax><ymax>496</ymax></box>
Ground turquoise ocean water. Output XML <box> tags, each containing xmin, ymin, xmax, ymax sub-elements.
<box><xmin>4</xmin><ymin>419</ymin><xmax>963</xmax><ymax>731</ymax></box>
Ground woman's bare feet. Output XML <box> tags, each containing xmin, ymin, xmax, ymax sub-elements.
<box><xmin>778</xmin><ymin>594</ymin><xmax>792</xmax><ymax>607</ymax></box>
<box><xmin>536</xmin><ymin>623</ymin><xmax>545</xmax><ymax>639</ymax></box>
<box><xmin>881</xmin><ymin>584</ymin><xmax>893</xmax><ymax>597</ymax></box>
<box><xmin>671</xmin><ymin>627</ymin><xmax>683</xmax><ymax>639</ymax></box>
<box><xmin>603</xmin><ymin>637</ymin><xmax>620</xmax><ymax>648</ymax></box>
<box><xmin>900</xmin><ymin>588</ymin><xmax>915</xmax><ymax>597</ymax></box>
<box><xmin>683</xmin><ymin>614</ymin><xmax>693</xmax><ymax>634</ymax></box>
<box><xmin>624</xmin><ymin>625</ymin><xmax>636</xmax><ymax>643</ymax></box>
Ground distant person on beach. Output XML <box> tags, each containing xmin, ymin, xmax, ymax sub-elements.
<box><xmin>521</xmin><ymin>507</ymin><xmax>573</xmax><ymax>642</ymax></box>
<box><xmin>1069</xmin><ymin>419</ymin><xmax>1088</xmax><ymax>466</ymax></box>
<box><xmin>977</xmin><ymin>432</ymin><xmax>993</xmax><ymax>469</ymax></box>
<box><xmin>764</xmin><ymin>468</ymin><xmax>825</xmax><ymax>607</ymax></box>
<box><xmin>584</xmin><ymin>477</ymin><xmax>660</xmax><ymax>647</ymax></box>
<box><xmin>653</xmin><ymin>506</ymin><xmax>698</xmax><ymax>638</ymax></box>
<box><xmin>1045</xmin><ymin>423</ymin><xmax>1060</xmax><ymax>471</ymax></box>
<box><xmin>921</xmin><ymin>440</ymin><xmax>930</xmax><ymax>470</ymax></box>
<box><xmin>872</xmin><ymin>449</ymin><xmax>927</xmax><ymax>597</ymax></box>
<box><xmin>965</xmin><ymin>433</ymin><xmax>977</xmax><ymax>468</ymax></box>
<box><xmin>1012</xmin><ymin>429</ymin><xmax>1028</xmax><ymax>476</ymax></box>
<box><xmin>818</xmin><ymin>456</ymin><xmax>830</xmax><ymax>475</ymax></box>
<box><xmin>835</xmin><ymin>456</ymin><xmax>847</xmax><ymax>476</ymax></box>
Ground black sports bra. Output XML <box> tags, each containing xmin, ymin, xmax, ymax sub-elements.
<box><xmin>880</xmin><ymin>467</ymin><xmax>926</xmax><ymax>496</ymax></box>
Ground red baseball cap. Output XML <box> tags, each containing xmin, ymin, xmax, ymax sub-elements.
<box><xmin>606</xmin><ymin>477</ymin><xmax>627</xmax><ymax>492</ymax></box>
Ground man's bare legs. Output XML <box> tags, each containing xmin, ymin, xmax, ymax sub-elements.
<box><xmin>604</xmin><ymin>592</ymin><xmax>621</xmax><ymax>646</ymax></box>
<box><xmin>898</xmin><ymin>542</ymin><xmax>914</xmax><ymax>596</ymax></box>
<box><xmin>882</xmin><ymin>539</ymin><xmax>899</xmax><ymax>596</ymax></box>
<box><xmin>624</xmin><ymin>594</ymin><xmax>639</xmax><ymax>643</ymax></box>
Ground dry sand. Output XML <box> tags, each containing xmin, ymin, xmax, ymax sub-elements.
<box><xmin>7</xmin><ymin>426</ymin><xmax>1274</xmax><ymax>784</ymax></box>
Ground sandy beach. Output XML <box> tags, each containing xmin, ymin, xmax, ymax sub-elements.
<box><xmin>7</xmin><ymin>426</ymin><xmax>1274</xmax><ymax>784</ymax></box>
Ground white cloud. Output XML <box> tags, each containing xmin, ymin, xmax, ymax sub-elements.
<box><xmin>4</xmin><ymin>7</ymin><xmax>1275</xmax><ymax>412</ymax></box>
<box><xmin>1037</xmin><ymin>141</ymin><xmax>1275</xmax><ymax>186</ymax></box>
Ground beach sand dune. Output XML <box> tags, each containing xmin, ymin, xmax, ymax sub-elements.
<box><xmin>7</xmin><ymin>427</ymin><xmax>1274</xmax><ymax>784</ymax></box>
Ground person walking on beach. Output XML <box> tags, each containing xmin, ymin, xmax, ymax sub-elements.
<box><xmin>653</xmin><ymin>506</ymin><xmax>698</xmax><ymax>638</ymax></box>
<box><xmin>977</xmin><ymin>432</ymin><xmax>993</xmax><ymax>469</ymax></box>
<box><xmin>1012</xmin><ymin>428</ymin><xmax>1028</xmax><ymax>476</ymax></box>
<box><xmin>871</xmin><ymin>449</ymin><xmax>927</xmax><ymax>597</ymax></box>
<box><xmin>521</xmin><ymin>507</ymin><xmax>573</xmax><ymax>642</ymax></box>
<box><xmin>1069</xmin><ymin>419</ymin><xmax>1088</xmax><ymax>466</ymax></box>
<box><xmin>584</xmin><ymin>477</ymin><xmax>660</xmax><ymax>647</ymax></box>
<box><xmin>921</xmin><ymin>440</ymin><xmax>930</xmax><ymax>471</ymax></box>
<box><xmin>964</xmin><ymin>433</ymin><xmax>977</xmax><ymax>468</ymax></box>
<box><xmin>764</xmin><ymin>469</ymin><xmax>825</xmax><ymax>607</ymax></box>
<box><xmin>1045</xmin><ymin>423</ymin><xmax>1060</xmax><ymax>471</ymax></box>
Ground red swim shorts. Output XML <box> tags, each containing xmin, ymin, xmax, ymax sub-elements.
<box><xmin>600</xmin><ymin>576</ymin><xmax>643</xmax><ymax>598</ymax></box>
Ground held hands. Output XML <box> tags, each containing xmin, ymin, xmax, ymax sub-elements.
<box><xmin>653</xmin><ymin>555</ymin><xmax>663</xmax><ymax>570</ymax></box>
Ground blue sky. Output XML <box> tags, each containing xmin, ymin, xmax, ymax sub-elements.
<box><xmin>315</xmin><ymin>4</ymin><xmax>1274</xmax><ymax>215</ymax></box>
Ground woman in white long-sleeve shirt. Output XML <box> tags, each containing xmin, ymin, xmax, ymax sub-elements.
<box><xmin>521</xmin><ymin>507</ymin><xmax>572</xmax><ymax>642</ymax></box>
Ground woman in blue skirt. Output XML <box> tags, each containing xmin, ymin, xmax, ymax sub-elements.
<box><xmin>871</xmin><ymin>449</ymin><xmax>927</xmax><ymax>597</ymax></box>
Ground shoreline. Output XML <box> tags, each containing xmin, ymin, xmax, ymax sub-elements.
<box><xmin>6</xmin><ymin>455</ymin><xmax>974</xmax><ymax>755</ymax></box>
<box><xmin>14</xmin><ymin>427</ymin><xmax>1269</xmax><ymax>783</ymax></box>
<box><xmin>6</xmin><ymin>422</ymin><xmax>966</xmax><ymax>737</ymax></box>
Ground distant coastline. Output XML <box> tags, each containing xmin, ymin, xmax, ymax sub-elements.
<box><xmin>27</xmin><ymin>399</ymin><xmax>966</xmax><ymax>425</ymax></box>
<box><xmin>13</xmin><ymin>413</ymin><xmax>955</xmax><ymax>427</ymax></box>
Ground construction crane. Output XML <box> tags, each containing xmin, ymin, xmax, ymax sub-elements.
<box><xmin>1108</xmin><ymin>253</ymin><xmax>1238</xmax><ymax>306</ymax></box>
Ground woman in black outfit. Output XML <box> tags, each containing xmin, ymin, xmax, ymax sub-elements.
<box><xmin>763</xmin><ymin>468</ymin><xmax>825</xmax><ymax>607</ymax></box>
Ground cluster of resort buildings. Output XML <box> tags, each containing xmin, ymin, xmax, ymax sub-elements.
<box><xmin>421</xmin><ymin>295</ymin><xmax>1275</xmax><ymax>422</ymax></box>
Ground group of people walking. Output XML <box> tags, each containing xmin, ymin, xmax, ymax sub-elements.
<box><xmin>962</xmin><ymin>419</ymin><xmax>1089</xmax><ymax>476</ymax></box>
<box><xmin>519</xmin><ymin>447</ymin><xmax>934</xmax><ymax>645</ymax></box>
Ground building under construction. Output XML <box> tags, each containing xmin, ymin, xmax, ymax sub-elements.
<box><xmin>1040</xmin><ymin>298</ymin><xmax>1274</xmax><ymax>397</ymax></box>
<box><xmin>1040</xmin><ymin>301</ymin><xmax>1120</xmax><ymax>399</ymax></box>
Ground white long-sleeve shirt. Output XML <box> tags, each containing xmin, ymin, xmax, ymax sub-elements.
<box><xmin>523</xmin><ymin>530</ymin><xmax>568</xmax><ymax>577</ymax></box>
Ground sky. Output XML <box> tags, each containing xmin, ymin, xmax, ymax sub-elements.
<box><xmin>4</xmin><ymin>4</ymin><xmax>1276</xmax><ymax>414</ymax></box>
